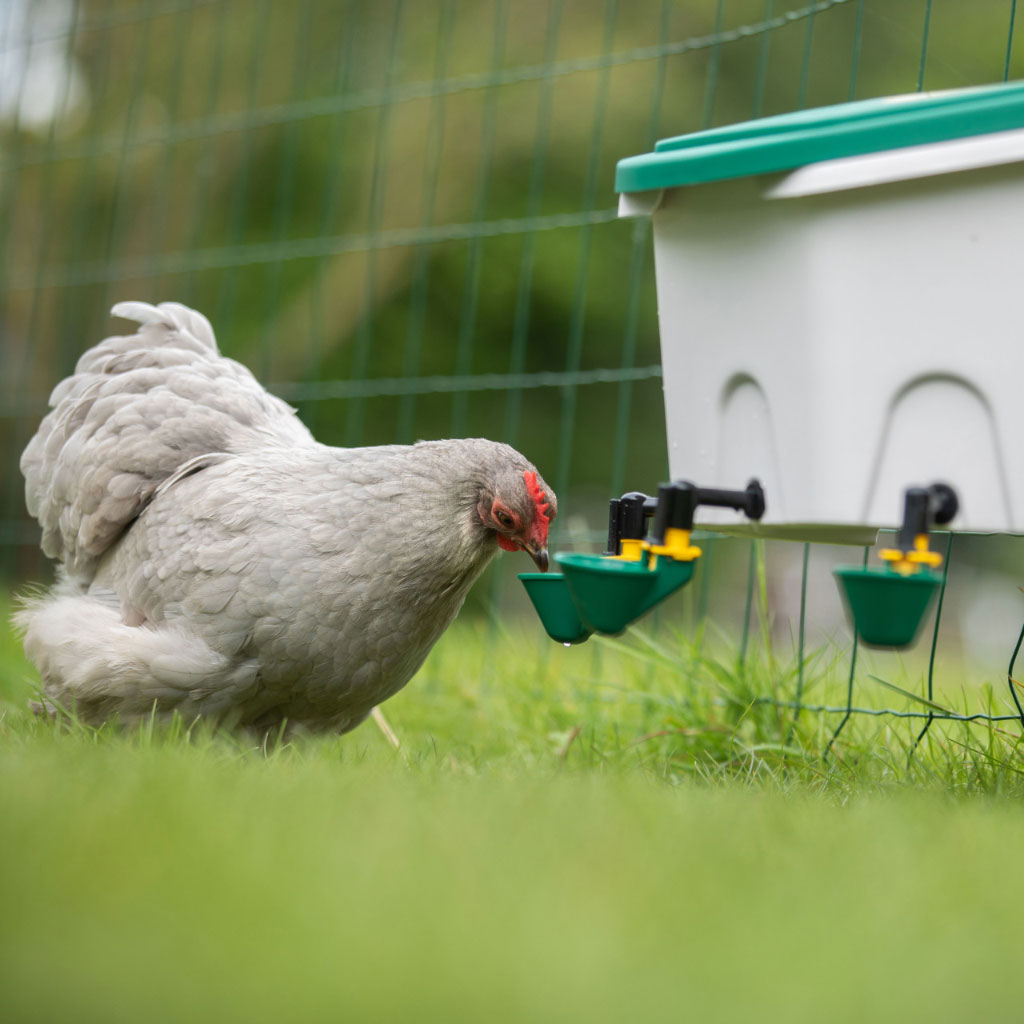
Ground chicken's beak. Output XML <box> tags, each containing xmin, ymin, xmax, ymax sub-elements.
<box><xmin>526</xmin><ymin>544</ymin><xmax>549</xmax><ymax>573</ymax></box>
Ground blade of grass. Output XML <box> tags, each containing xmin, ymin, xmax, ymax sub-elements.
<box><xmin>866</xmin><ymin>674</ymin><xmax>953</xmax><ymax>715</ymax></box>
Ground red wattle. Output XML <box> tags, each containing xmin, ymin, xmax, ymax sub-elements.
<box><xmin>497</xmin><ymin>535</ymin><xmax>519</xmax><ymax>552</ymax></box>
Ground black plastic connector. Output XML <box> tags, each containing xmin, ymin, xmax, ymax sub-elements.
<box><xmin>605</xmin><ymin>499</ymin><xmax>621</xmax><ymax>556</ymax></box>
<box><xmin>605</xmin><ymin>491</ymin><xmax>656</xmax><ymax>555</ymax></box>
<box><xmin>895</xmin><ymin>482</ymin><xmax>959</xmax><ymax>550</ymax></box>
<box><xmin>647</xmin><ymin>478</ymin><xmax>765</xmax><ymax>545</ymax></box>
<box><xmin>648</xmin><ymin>482</ymin><xmax>698</xmax><ymax>546</ymax></box>
<box><xmin>929</xmin><ymin>483</ymin><xmax>959</xmax><ymax>526</ymax></box>
<box><xmin>620</xmin><ymin>492</ymin><xmax>650</xmax><ymax>540</ymax></box>
<box><xmin>605</xmin><ymin>479</ymin><xmax>767</xmax><ymax>553</ymax></box>
<box><xmin>691</xmin><ymin>480</ymin><xmax>766</xmax><ymax>523</ymax></box>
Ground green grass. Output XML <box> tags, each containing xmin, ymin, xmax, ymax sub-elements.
<box><xmin>4</xmin><ymin>595</ymin><xmax>1024</xmax><ymax>1023</ymax></box>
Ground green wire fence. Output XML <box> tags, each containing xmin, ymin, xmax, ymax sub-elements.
<box><xmin>1</xmin><ymin>0</ymin><xmax>1022</xmax><ymax>749</ymax></box>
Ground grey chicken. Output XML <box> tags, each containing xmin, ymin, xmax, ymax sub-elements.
<box><xmin>16</xmin><ymin>302</ymin><xmax>555</xmax><ymax>733</ymax></box>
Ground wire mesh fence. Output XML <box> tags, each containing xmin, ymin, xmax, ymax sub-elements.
<box><xmin>737</xmin><ymin>534</ymin><xmax>1024</xmax><ymax>757</ymax></box>
<box><xmin>2</xmin><ymin>0</ymin><xmax>1023</xmax><ymax>745</ymax></box>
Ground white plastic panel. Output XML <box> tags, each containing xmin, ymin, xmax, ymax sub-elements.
<box><xmin>646</xmin><ymin>160</ymin><xmax>1024</xmax><ymax>538</ymax></box>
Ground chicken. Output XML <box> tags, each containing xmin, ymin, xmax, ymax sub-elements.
<box><xmin>16</xmin><ymin>301</ymin><xmax>555</xmax><ymax>733</ymax></box>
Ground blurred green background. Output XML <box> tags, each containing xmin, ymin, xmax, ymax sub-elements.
<box><xmin>1</xmin><ymin>0</ymin><xmax>1021</xmax><ymax>606</ymax></box>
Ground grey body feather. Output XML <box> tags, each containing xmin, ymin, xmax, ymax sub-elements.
<box><xmin>17</xmin><ymin>302</ymin><xmax>554</xmax><ymax>732</ymax></box>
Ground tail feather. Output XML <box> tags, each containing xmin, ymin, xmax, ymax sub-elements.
<box><xmin>21</xmin><ymin>301</ymin><xmax>316</xmax><ymax>578</ymax></box>
<box><xmin>110</xmin><ymin>300</ymin><xmax>217</xmax><ymax>350</ymax></box>
<box><xmin>13</xmin><ymin>583</ymin><xmax>261</xmax><ymax>725</ymax></box>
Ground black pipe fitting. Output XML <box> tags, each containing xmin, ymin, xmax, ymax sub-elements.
<box><xmin>928</xmin><ymin>483</ymin><xmax>959</xmax><ymax>526</ymax></box>
<box><xmin>648</xmin><ymin>482</ymin><xmax>698</xmax><ymax>546</ymax></box>
<box><xmin>895</xmin><ymin>482</ymin><xmax>959</xmax><ymax>551</ymax></box>
<box><xmin>605</xmin><ymin>499</ymin><xmax>622</xmax><ymax>556</ymax></box>
<box><xmin>604</xmin><ymin>492</ymin><xmax>651</xmax><ymax>555</ymax></box>
<box><xmin>620</xmin><ymin>492</ymin><xmax>650</xmax><ymax>540</ymax></box>
<box><xmin>605</xmin><ymin>479</ymin><xmax>766</xmax><ymax>553</ymax></box>
<box><xmin>690</xmin><ymin>480</ymin><xmax>766</xmax><ymax>523</ymax></box>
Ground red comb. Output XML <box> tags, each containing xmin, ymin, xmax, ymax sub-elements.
<box><xmin>524</xmin><ymin>470</ymin><xmax>551</xmax><ymax>523</ymax></box>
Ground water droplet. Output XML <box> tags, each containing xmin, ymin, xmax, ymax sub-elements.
<box><xmin>562</xmin><ymin>642</ymin><xmax>572</xmax><ymax>648</ymax></box>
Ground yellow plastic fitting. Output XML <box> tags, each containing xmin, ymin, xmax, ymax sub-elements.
<box><xmin>612</xmin><ymin>538</ymin><xmax>647</xmax><ymax>562</ymax></box>
<box><xmin>879</xmin><ymin>534</ymin><xmax>942</xmax><ymax>575</ymax></box>
<box><xmin>647</xmin><ymin>526</ymin><xmax>702</xmax><ymax>563</ymax></box>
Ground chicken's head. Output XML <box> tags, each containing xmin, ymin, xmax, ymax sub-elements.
<box><xmin>478</xmin><ymin>467</ymin><xmax>555</xmax><ymax>571</ymax></box>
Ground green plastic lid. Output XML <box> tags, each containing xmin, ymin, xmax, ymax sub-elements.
<box><xmin>615</xmin><ymin>80</ymin><xmax>1024</xmax><ymax>193</ymax></box>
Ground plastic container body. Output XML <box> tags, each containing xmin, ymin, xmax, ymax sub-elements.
<box><xmin>617</xmin><ymin>86</ymin><xmax>1024</xmax><ymax>541</ymax></box>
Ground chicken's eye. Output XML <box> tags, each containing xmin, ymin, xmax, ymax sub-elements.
<box><xmin>494</xmin><ymin>509</ymin><xmax>516</xmax><ymax>530</ymax></box>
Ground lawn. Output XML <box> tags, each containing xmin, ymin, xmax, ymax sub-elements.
<box><xmin>3</xmin><ymin>594</ymin><xmax>1024</xmax><ymax>1023</ymax></box>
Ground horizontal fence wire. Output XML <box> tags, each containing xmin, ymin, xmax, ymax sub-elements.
<box><xmin>2</xmin><ymin>0</ymin><xmax>855</xmax><ymax>174</ymax></box>
<box><xmin>272</xmin><ymin>365</ymin><xmax>664</xmax><ymax>402</ymax></box>
<box><xmin>760</xmin><ymin>701</ymin><xmax>1024</xmax><ymax>724</ymax></box>
<box><xmin>3</xmin><ymin>210</ymin><xmax>625</xmax><ymax>292</ymax></box>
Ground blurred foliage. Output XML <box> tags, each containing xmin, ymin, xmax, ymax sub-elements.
<box><xmin>1</xmin><ymin>0</ymin><xmax>1021</xmax><ymax>582</ymax></box>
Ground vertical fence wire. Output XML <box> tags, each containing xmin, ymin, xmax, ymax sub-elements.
<box><xmin>610</xmin><ymin>0</ymin><xmax>673</xmax><ymax>499</ymax></box>
<box><xmin>784</xmin><ymin>542</ymin><xmax>811</xmax><ymax>745</ymax></box>
<box><xmin>396</xmin><ymin>0</ymin><xmax>456</xmax><ymax>443</ymax></box>
<box><xmin>143</xmin><ymin>0</ymin><xmax>195</xmax><ymax>301</ymax></box>
<box><xmin>450</xmin><ymin>0</ymin><xmax>508</xmax><ymax>439</ymax></box>
<box><xmin>554</xmin><ymin>0</ymin><xmax>619</xmax><ymax>509</ymax></box>
<box><xmin>59</xmin><ymin>9</ymin><xmax>119</xmax><ymax>357</ymax></box>
<box><xmin>502</xmin><ymin>0</ymin><xmax>562</xmax><ymax>450</ymax></box>
<box><xmin>1006</xmin><ymin>0</ymin><xmax>1019</xmax><ymax>81</ymax></box>
<box><xmin>306</xmin><ymin>0</ymin><xmax>361</xmax><ymax>434</ymax></box>
<box><xmin>847</xmin><ymin>0</ymin><xmax>865</xmax><ymax>99</ymax></box>
<box><xmin>752</xmin><ymin>0</ymin><xmax>774</xmax><ymax>117</ymax></box>
<box><xmin>182</xmin><ymin>0</ymin><xmax>231</xmax><ymax>304</ymax></box>
<box><xmin>909</xmin><ymin>531</ymin><xmax>954</xmax><ymax>755</ymax></box>
<box><xmin>213</xmin><ymin>0</ymin><xmax>275</xmax><ymax>343</ymax></box>
<box><xmin>796</xmin><ymin>1</ymin><xmax>816</xmax><ymax>108</ymax></box>
<box><xmin>824</xmin><ymin>545</ymin><xmax>868</xmax><ymax>759</ymax></box>
<box><xmin>738</xmin><ymin>538</ymin><xmax>758</xmax><ymax>672</ymax></box>
<box><xmin>98</xmin><ymin>0</ymin><xmax>157</xmax><ymax>314</ymax></box>
<box><xmin>256</xmin><ymin>0</ymin><xmax>322</xmax><ymax>383</ymax></box>
<box><xmin>52</xmin><ymin>8</ymin><xmax>113</xmax><ymax>408</ymax></box>
<box><xmin>701</xmin><ymin>0</ymin><xmax>727</xmax><ymax>128</ymax></box>
<box><xmin>917</xmin><ymin>0</ymin><xmax>933</xmax><ymax>91</ymax></box>
<box><xmin>346</xmin><ymin>0</ymin><xmax>407</xmax><ymax>447</ymax></box>
<box><xmin>1007</xmin><ymin>615</ymin><xmax>1024</xmax><ymax>728</ymax></box>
